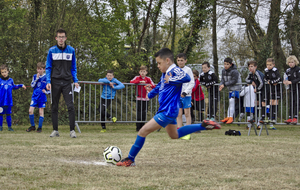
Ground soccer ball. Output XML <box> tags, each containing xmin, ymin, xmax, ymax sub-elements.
<box><xmin>103</xmin><ymin>146</ymin><xmax>122</xmax><ymax>165</ymax></box>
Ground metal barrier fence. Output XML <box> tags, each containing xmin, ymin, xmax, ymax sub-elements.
<box><xmin>74</xmin><ymin>81</ymin><xmax>297</xmax><ymax>133</ymax></box>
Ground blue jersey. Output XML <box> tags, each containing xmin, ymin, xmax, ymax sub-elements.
<box><xmin>98</xmin><ymin>77</ymin><xmax>125</xmax><ymax>99</ymax></box>
<box><xmin>0</xmin><ymin>78</ymin><xmax>23</xmax><ymax>106</ymax></box>
<box><xmin>31</xmin><ymin>74</ymin><xmax>50</xmax><ymax>103</ymax></box>
<box><xmin>148</xmin><ymin>64</ymin><xmax>191</xmax><ymax>118</ymax></box>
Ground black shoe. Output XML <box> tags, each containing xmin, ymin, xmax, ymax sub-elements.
<box><xmin>26</xmin><ymin>126</ymin><xmax>36</xmax><ymax>132</ymax></box>
<box><xmin>36</xmin><ymin>128</ymin><xmax>42</xmax><ymax>133</ymax></box>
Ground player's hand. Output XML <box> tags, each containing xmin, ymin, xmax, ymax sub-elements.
<box><xmin>46</xmin><ymin>83</ymin><xmax>51</xmax><ymax>90</ymax></box>
<box><xmin>191</xmin><ymin>102</ymin><xmax>193</xmax><ymax>106</ymax></box>
<box><xmin>36</xmin><ymin>73</ymin><xmax>40</xmax><ymax>79</ymax></box>
<box><xmin>164</xmin><ymin>72</ymin><xmax>172</xmax><ymax>83</ymax></box>
<box><xmin>74</xmin><ymin>83</ymin><xmax>79</xmax><ymax>88</ymax></box>
<box><xmin>22</xmin><ymin>85</ymin><xmax>26</xmax><ymax>90</ymax></box>
<box><xmin>273</xmin><ymin>83</ymin><xmax>277</xmax><ymax>86</ymax></box>
<box><xmin>252</xmin><ymin>82</ymin><xmax>256</xmax><ymax>86</ymax></box>
<box><xmin>219</xmin><ymin>84</ymin><xmax>224</xmax><ymax>91</ymax></box>
<box><xmin>254</xmin><ymin>89</ymin><xmax>257</xmax><ymax>93</ymax></box>
<box><xmin>42</xmin><ymin>89</ymin><xmax>46</xmax><ymax>93</ymax></box>
<box><xmin>110</xmin><ymin>82</ymin><xmax>114</xmax><ymax>88</ymax></box>
<box><xmin>140</xmin><ymin>80</ymin><xmax>146</xmax><ymax>84</ymax></box>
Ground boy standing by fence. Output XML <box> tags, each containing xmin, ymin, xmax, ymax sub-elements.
<box><xmin>0</xmin><ymin>64</ymin><xmax>26</xmax><ymax>131</ymax></box>
<box><xmin>116</xmin><ymin>48</ymin><xmax>220</xmax><ymax>167</ymax></box>
<box><xmin>219</xmin><ymin>57</ymin><xmax>242</xmax><ymax>124</ymax></box>
<box><xmin>191</xmin><ymin>69</ymin><xmax>204</xmax><ymax>123</ymax></box>
<box><xmin>27</xmin><ymin>62</ymin><xmax>50</xmax><ymax>133</ymax></box>
<box><xmin>263</xmin><ymin>58</ymin><xmax>281</xmax><ymax>124</ymax></box>
<box><xmin>130</xmin><ymin>66</ymin><xmax>155</xmax><ymax>131</ymax></box>
<box><xmin>200</xmin><ymin>62</ymin><xmax>219</xmax><ymax>121</ymax></box>
<box><xmin>283</xmin><ymin>55</ymin><xmax>300</xmax><ymax>125</ymax></box>
<box><xmin>98</xmin><ymin>70</ymin><xmax>125</xmax><ymax>132</ymax></box>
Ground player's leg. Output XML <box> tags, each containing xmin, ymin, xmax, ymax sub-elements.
<box><xmin>176</xmin><ymin>108</ymin><xmax>183</xmax><ymax>128</ymax></box>
<box><xmin>27</xmin><ymin>106</ymin><xmax>36</xmax><ymax>132</ymax></box>
<box><xmin>6</xmin><ymin>106</ymin><xmax>13</xmax><ymax>131</ymax></box>
<box><xmin>37</xmin><ymin>105</ymin><xmax>45</xmax><ymax>133</ymax></box>
<box><xmin>51</xmin><ymin>83</ymin><xmax>62</xmax><ymax>131</ymax></box>
<box><xmin>136</xmin><ymin>100</ymin><xmax>142</xmax><ymax>131</ymax></box>
<box><xmin>0</xmin><ymin>106</ymin><xmax>3</xmax><ymax>131</ymax></box>
<box><xmin>183</xmin><ymin>96</ymin><xmax>192</xmax><ymax>125</ymax></box>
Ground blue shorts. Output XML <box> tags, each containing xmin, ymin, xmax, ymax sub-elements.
<box><xmin>153</xmin><ymin>112</ymin><xmax>177</xmax><ymax>128</ymax></box>
<box><xmin>179</xmin><ymin>96</ymin><xmax>192</xmax><ymax>109</ymax></box>
<box><xmin>229</xmin><ymin>91</ymin><xmax>240</xmax><ymax>99</ymax></box>
<box><xmin>0</xmin><ymin>106</ymin><xmax>12</xmax><ymax>115</ymax></box>
<box><xmin>245</xmin><ymin>107</ymin><xmax>254</xmax><ymax>113</ymax></box>
<box><xmin>30</xmin><ymin>100</ymin><xmax>46</xmax><ymax>108</ymax></box>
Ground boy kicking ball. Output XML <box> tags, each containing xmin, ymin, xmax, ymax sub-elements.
<box><xmin>116</xmin><ymin>48</ymin><xmax>221</xmax><ymax>167</ymax></box>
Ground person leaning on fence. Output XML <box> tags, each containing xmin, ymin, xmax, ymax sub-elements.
<box><xmin>200</xmin><ymin>62</ymin><xmax>219</xmax><ymax>121</ymax></box>
<box><xmin>219</xmin><ymin>57</ymin><xmax>242</xmax><ymax>124</ymax></box>
<box><xmin>46</xmin><ymin>28</ymin><xmax>79</xmax><ymax>138</ymax></box>
<box><xmin>245</xmin><ymin>60</ymin><xmax>265</xmax><ymax>126</ymax></box>
<box><xmin>240</xmin><ymin>84</ymin><xmax>256</xmax><ymax>129</ymax></box>
<box><xmin>130</xmin><ymin>65</ymin><xmax>155</xmax><ymax>132</ymax></box>
<box><xmin>0</xmin><ymin>64</ymin><xmax>26</xmax><ymax>132</ymax></box>
<box><xmin>263</xmin><ymin>58</ymin><xmax>281</xmax><ymax>124</ymax></box>
<box><xmin>27</xmin><ymin>62</ymin><xmax>50</xmax><ymax>133</ymax></box>
<box><xmin>176</xmin><ymin>53</ymin><xmax>195</xmax><ymax>140</ymax></box>
<box><xmin>98</xmin><ymin>70</ymin><xmax>125</xmax><ymax>133</ymax></box>
<box><xmin>283</xmin><ymin>55</ymin><xmax>300</xmax><ymax>125</ymax></box>
<box><xmin>191</xmin><ymin>69</ymin><xmax>204</xmax><ymax>123</ymax></box>
<box><xmin>116</xmin><ymin>48</ymin><xmax>221</xmax><ymax>167</ymax></box>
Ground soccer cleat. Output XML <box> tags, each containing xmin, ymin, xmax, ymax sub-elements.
<box><xmin>291</xmin><ymin>118</ymin><xmax>297</xmax><ymax>125</ymax></box>
<box><xmin>116</xmin><ymin>157</ymin><xmax>136</xmax><ymax>167</ymax></box>
<box><xmin>112</xmin><ymin>117</ymin><xmax>117</xmax><ymax>123</ymax></box>
<box><xmin>100</xmin><ymin>129</ymin><xmax>107</xmax><ymax>133</ymax></box>
<box><xmin>0</xmin><ymin>127</ymin><xmax>3</xmax><ymax>131</ymax></box>
<box><xmin>157</xmin><ymin>127</ymin><xmax>161</xmax><ymax>132</ymax></box>
<box><xmin>8</xmin><ymin>127</ymin><xmax>14</xmax><ymax>132</ymax></box>
<box><xmin>226</xmin><ymin>117</ymin><xmax>234</xmax><ymax>124</ymax></box>
<box><xmin>284</xmin><ymin>118</ymin><xmax>292</xmax><ymax>124</ymax></box>
<box><xmin>70</xmin><ymin>130</ymin><xmax>77</xmax><ymax>138</ymax></box>
<box><xmin>269</xmin><ymin>125</ymin><xmax>277</xmax><ymax>130</ymax></box>
<box><xmin>210</xmin><ymin>117</ymin><xmax>215</xmax><ymax>121</ymax></box>
<box><xmin>221</xmin><ymin>117</ymin><xmax>229</xmax><ymax>123</ymax></box>
<box><xmin>257</xmin><ymin>125</ymin><xmax>261</xmax><ymax>130</ymax></box>
<box><xmin>50</xmin><ymin>130</ymin><xmax>59</xmax><ymax>137</ymax></box>
<box><xmin>206</xmin><ymin>117</ymin><xmax>210</xmax><ymax>120</ymax></box>
<box><xmin>36</xmin><ymin>128</ymin><xmax>42</xmax><ymax>133</ymax></box>
<box><xmin>202</xmin><ymin>120</ymin><xmax>221</xmax><ymax>130</ymax></box>
<box><xmin>264</xmin><ymin>119</ymin><xmax>271</xmax><ymax>124</ymax></box>
<box><xmin>248</xmin><ymin>118</ymin><xmax>255</xmax><ymax>124</ymax></box>
<box><xmin>26</xmin><ymin>126</ymin><xmax>36</xmax><ymax>132</ymax></box>
<box><xmin>180</xmin><ymin>134</ymin><xmax>191</xmax><ymax>140</ymax></box>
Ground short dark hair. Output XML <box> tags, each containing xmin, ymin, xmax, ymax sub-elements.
<box><xmin>0</xmin><ymin>64</ymin><xmax>8</xmax><ymax>71</ymax></box>
<box><xmin>247</xmin><ymin>60</ymin><xmax>257</xmax><ymax>67</ymax></box>
<box><xmin>56</xmin><ymin>28</ymin><xmax>67</xmax><ymax>36</ymax></box>
<box><xmin>224</xmin><ymin>57</ymin><xmax>233</xmax><ymax>64</ymax></box>
<box><xmin>37</xmin><ymin>62</ymin><xmax>46</xmax><ymax>69</ymax></box>
<box><xmin>107</xmin><ymin>69</ymin><xmax>114</xmax><ymax>74</ymax></box>
<box><xmin>177</xmin><ymin>53</ymin><xmax>187</xmax><ymax>60</ymax></box>
<box><xmin>192</xmin><ymin>69</ymin><xmax>199</xmax><ymax>76</ymax></box>
<box><xmin>202</xmin><ymin>62</ymin><xmax>210</xmax><ymax>68</ymax></box>
<box><xmin>154</xmin><ymin>48</ymin><xmax>174</xmax><ymax>63</ymax></box>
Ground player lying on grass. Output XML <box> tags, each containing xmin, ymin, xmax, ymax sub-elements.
<box><xmin>117</xmin><ymin>48</ymin><xmax>221</xmax><ymax>167</ymax></box>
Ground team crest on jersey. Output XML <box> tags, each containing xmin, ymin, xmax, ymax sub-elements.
<box><xmin>294</xmin><ymin>72</ymin><xmax>297</xmax><ymax>77</ymax></box>
<box><xmin>272</xmin><ymin>73</ymin><xmax>276</xmax><ymax>78</ymax></box>
<box><xmin>0</xmin><ymin>107</ymin><xmax>3</xmax><ymax>113</ymax></box>
<box><xmin>4</xmin><ymin>84</ymin><xmax>8</xmax><ymax>89</ymax></box>
<box><xmin>37</xmin><ymin>82</ymin><xmax>41</xmax><ymax>87</ymax></box>
<box><xmin>208</xmin><ymin>75</ymin><xmax>212</xmax><ymax>80</ymax></box>
<box><xmin>67</xmin><ymin>55</ymin><xmax>70</xmax><ymax>59</ymax></box>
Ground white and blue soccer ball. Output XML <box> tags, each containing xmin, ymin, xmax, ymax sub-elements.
<box><xmin>103</xmin><ymin>146</ymin><xmax>122</xmax><ymax>165</ymax></box>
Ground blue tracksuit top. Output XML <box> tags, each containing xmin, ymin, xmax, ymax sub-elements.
<box><xmin>148</xmin><ymin>64</ymin><xmax>191</xmax><ymax>118</ymax></box>
<box><xmin>0</xmin><ymin>78</ymin><xmax>23</xmax><ymax>106</ymax></box>
<box><xmin>31</xmin><ymin>74</ymin><xmax>50</xmax><ymax>103</ymax></box>
<box><xmin>98</xmin><ymin>77</ymin><xmax>125</xmax><ymax>99</ymax></box>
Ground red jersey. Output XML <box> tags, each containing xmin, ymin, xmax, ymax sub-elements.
<box><xmin>130</xmin><ymin>75</ymin><xmax>155</xmax><ymax>100</ymax></box>
<box><xmin>192</xmin><ymin>79</ymin><xmax>204</xmax><ymax>101</ymax></box>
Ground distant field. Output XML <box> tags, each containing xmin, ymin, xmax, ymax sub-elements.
<box><xmin>0</xmin><ymin>123</ymin><xmax>299</xmax><ymax>190</ymax></box>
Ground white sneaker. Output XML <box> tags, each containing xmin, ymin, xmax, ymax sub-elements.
<box><xmin>70</xmin><ymin>130</ymin><xmax>77</xmax><ymax>138</ymax></box>
<box><xmin>50</xmin><ymin>130</ymin><xmax>59</xmax><ymax>137</ymax></box>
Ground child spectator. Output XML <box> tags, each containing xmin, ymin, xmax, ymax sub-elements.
<box><xmin>219</xmin><ymin>57</ymin><xmax>242</xmax><ymax>124</ymax></box>
<box><xmin>130</xmin><ymin>65</ymin><xmax>155</xmax><ymax>131</ymax></box>
<box><xmin>245</xmin><ymin>60</ymin><xmax>265</xmax><ymax>125</ymax></box>
<box><xmin>240</xmin><ymin>85</ymin><xmax>255</xmax><ymax>129</ymax></box>
<box><xmin>263</xmin><ymin>58</ymin><xmax>281</xmax><ymax>124</ymax></box>
<box><xmin>0</xmin><ymin>64</ymin><xmax>26</xmax><ymax>131</ymax></box>
<box><xmin>27</xmin><ymin>62</ymin><xmax>50</xmax><ymax>133</ymax></box>
<box><xmin>98</xmin><ymin>70</ymin><xmax>125</xmax><ymax>132</ymax></box>
<box><xmin>283</xmin><ymin>55</ymin><xmax>300</xmax><ymax>125</ymax></box>
<box><xmin>191</xmin><ymin>69</ymin><xmax>204</xmax><ymax>123</ymax></box>
<box><xmin>176</xmin><ymin>53</ymin><xmax>195</xmax><ymax>140</ymax></box>
<box><xmin>199</xmin><ymin>62</ymin><xmax>219</xmax><ymax>121</ymax></box>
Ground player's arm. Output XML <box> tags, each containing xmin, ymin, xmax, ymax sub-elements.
<box><xmin>291</xmin><ymin>69</ymin><xmax>300</xmax><ymax>84</ymax></box>
<box><xmin>98</xmin><ymin>78</ymin><xmax>110</xmax><ymax>83</ymax></box>
<box><xmin>182</xmin><ymin>69</ymin><xmax>195</xmax><ymax>95</ymax></box>
<box><xmin>130</xmin><ymin>76</ymin><xmax>140</xmax><ymax>84</ymax></box>
<box><xmin>147</xmin><ymin>81</ymin><xmax>160</xmax><ymax>99</ymax></box>
<box><xmin>245</xmin><ymin>73</ymin><xmax>252</xmax><ymax>84</ymax></box>
<box><xmin>270</xmin><ymin>69</ymin><xmax>281</xmax><ymax>85</ymax></box>
<box><xmin>113</xmin><ymin>79</ymin><xmax>125</xmax><ymax>90</ymax></box>
<box><xmin>255</xmin><ymin>71</ymin><xmax>264</xmax><ymax>91</ymax></box>
<box><xmin>167</xmin><ymin>68</ymin><xmax>191</xmax><ymax>84</ymax></box>
<box><xmin>31</xmin><ymin>75</ymin><xmax>38</xmax><ymax>88</ymax></box>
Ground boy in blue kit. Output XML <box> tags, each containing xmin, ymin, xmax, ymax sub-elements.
<box><xmin>98</xmin><ymin>70</ymin><xmax>125</xmax><ymax>132</ymax></box>
<box><xmin>27</xmin><ymin>62</ymin><xmax>50</xmax><ymax>133</ymax></box>
<box><xmin>0</xmin><ymin>64</ymin><xmax>26</xmax><ymax>131</ymax></box>
<box><xmin>116</xmin><ymin>48</ymin><xmax>221</xmax><ymax>167</ymax></box>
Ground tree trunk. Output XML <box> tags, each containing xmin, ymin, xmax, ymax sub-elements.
<box><xmin>171</xmin><ymin>0</ymin><xmax>176</xmax><ymax>53</ymax></box>
<box><xmin>212</xmin><ymin>0</ymin><xmax>218</xmax><ymax>75</ymax></box>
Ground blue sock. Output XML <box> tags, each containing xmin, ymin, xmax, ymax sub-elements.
<box><xmin>177</xmin><ymin>124</ymin><xmax>206</xmax><ymax>139</ymax></box>
<box><xmin>0</xmin><ymin>114</ymin><xmax>3</xmax><ymax>127</ymax></box>
<box><xmin>128</xmin><ymin>135</ymin><xmax>145</xmax><ymax>162</ymax></box>
<box><xmin>29</xmin><ymin>114</ymin><xmax>35</xmax><ymax>127</ymax></box>
<box><xmin>38</xmin><ymin>116</ymin><xmax>44</xmax><ymax>128</ymax></box>
<box><xmin>6</xmin><ymin>115</ymin><xmax>12</xmax><ymax>127</ymax></box>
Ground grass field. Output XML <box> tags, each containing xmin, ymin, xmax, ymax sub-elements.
<box><xmin>0</xmin><ymin>123</ymin><xmax>299</xmax><ymax>190</ymax></box>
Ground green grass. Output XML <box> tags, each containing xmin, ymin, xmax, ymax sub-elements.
<box><xmin>0</xmin><ymin>123</ymin><xmax>299</xmax><ymax>189</ymax></box>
